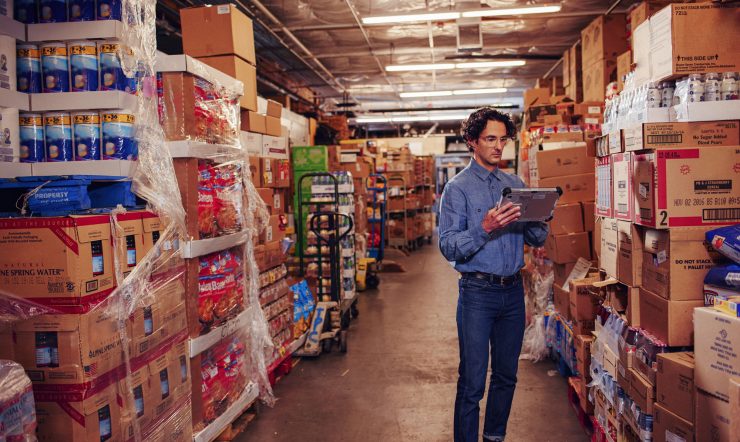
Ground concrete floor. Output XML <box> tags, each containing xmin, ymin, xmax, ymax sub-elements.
<box><xmin>238</xmin><ymin>243</ymin><xmax>589</xmax><ymax>442</ymax></box>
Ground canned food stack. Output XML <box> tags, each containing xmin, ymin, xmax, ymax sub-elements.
<box><xmin>15</xmin><ymin>0</ymin><xmax>122</xmax><ymax>23</ymax></box>
<box><xmin>13</xmin><ymin>37</ymin><xmax>138</xmax><ymax>163</ymax></box>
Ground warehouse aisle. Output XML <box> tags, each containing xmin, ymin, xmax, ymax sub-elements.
<box><xmin>239</xmin><ymin>244</ymin><xmax>588</xmax><ymax>442</ymax></box>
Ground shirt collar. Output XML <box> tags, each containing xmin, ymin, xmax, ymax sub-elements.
<box><xmin>469</xmin><ymin>159</ymin><xmax>501</xmax><ymax>182</ymax></box>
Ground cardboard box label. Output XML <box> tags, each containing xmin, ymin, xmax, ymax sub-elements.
<box><xmin>650</xmin><ymin>3</ymin><xmax>740</xmax><ymax>81</ymax></box>
<box><xmin>612</xmin><ymin>152</ymin><xmax>633</xmax><ymax>221</ymax></box>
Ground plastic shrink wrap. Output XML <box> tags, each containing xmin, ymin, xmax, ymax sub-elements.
<box><xmin>0</xmin><ymin>0</ymin><xmax>274</xmax><ymax>440</ymax></box>
<box><xmin>0</xmin><ymin>360</ymin><xmax>37</xmax><ymax>442</ymax></box>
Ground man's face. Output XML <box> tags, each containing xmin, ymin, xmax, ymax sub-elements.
<box><xmin>470</xmin><ymin>120</ymin><xmax>511</xmax><ymax>168</ymax></box>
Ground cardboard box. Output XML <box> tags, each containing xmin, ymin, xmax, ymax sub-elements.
<box><xmin>240</xmin><ymin>111</ymin><xmax>266</xmax><ymax>134</ymax></box>
<box><xmin>523</xmin><ymin>88</ymin><xmax>551</xmax><ymax>109</ymax></box>
<box><xmin>266</xmin><ymin>99</ymin><xmax>283</xmax><ymax>118</ymax></box>
<box><xmin>730</xmin><ymin>377</ymin><xmax>740</xmax><ymax>442</ymax></box>
<box><xmin>550</xmin><ymin>203</ymin><xmax>584</xmax><ymax>235</ymax></box>
<box><xmin>0</xmin><ymin>215</ymin><xmax>115</xmax><ymax>308</ymax></box>
<box><xmin>272</xmin><ymin>189</ymin><xmax>287</xmax><ymax>215</ymax></box>
<box><xmin>262</xmin><ymin>135</ymin><xmax>288</xmax><ymax>159</ymax></box>
<box><xmin>671</xmin><ymin>99</ymin><xmax>740</xmax><ymax>123</ymax></box>
<box><xmin>265</xmin><ymin>115</ymin><xmax>281</xmax><ymax>137</ymax></box>
<box><xmin>553</xmin><ymin>283</ymin><xmax>571</xmax><ymax>320</ymax></box>
<box><xmin>575</xmin><ymin>334</ymin><xmax>594</xmax><ymax>365</ymax></box>
<box><xmin>113</xmin><ymin>212</ymin><xmax>144</xmax><ymax>280</ymax></box>
<box><xmin>694</xmin><ymin>307</ymin><xmax>740</xmax><ymax>401</ymax></box>
<box><xmin>649</xmin><ymin>3</ymin><xmax>740</xmax><ymax>81</ymax></box>
<box><xmin>627</xmin><ymin>285</ymin><xmax>640</xmax><ymax>326</ymax></box>
<box><xmin>128</xmin><ymin>289</ymin><xmax>187</xmax><ymax>361</ymax></box>
<box><xmin>540</xmin><ymin>132</ymin><xmax>584</xmax><ymax>144</ymax></box>
<box><xmin>630</xmin><ymin>1</ymin><xmax>671</xmax><ymax>33</ymax></box>
<box><xmin>695</xmin><ymin>389</ymin><xmax>731</xmax><ymax>442</ymax></box>
<box><xmin>653</xmin><ymin>403</ymin><xmax>694</xmax><ymax>442</ymax></box>
<box><xmin>617</xmin><ymin>220</ymin><xmax>643</xmax><ymax>287</ymax></box>
<box><xmin>554</xmin><ymin>262</ymin><xmax>577</xmax><ymax>288</ymax></box>
<box><xmin>141</xmin><ymin>212</ymin><xmax>163</xmax><ymax>258</ymax></box>
<box><xmin>261</xmin><ymin>157</ymin><xmax>276</xmax><ymax>188</ymax></box>
<box><xmin>35</xmin><ymin>383</ymin><xmax>122</xmax><ymax>442</ymax></box>
<box><xmin>539</xmin><ymin>173</ymin><xmax>595</xmax><ymax>205</ymax></box>
<box><xmin>569</xmin><ymin>277</ymin><xmax>601</xmax><ymax>321</ymax></box>
<box><xmin>530</xmin><ymin>145</ymin><xmax>593</xmax><ymax>184</ymax></box>
<box><xmin>545</xmin><ymin>232</ymin><xmax>591</xmax><ymax>264</ymax></box>
<box><xmin>656</xmin><ymin>351</ymin><xmax>694</xmax><ymax>422</ymax></box>
<box><xmin>600</xmin><ymin>218</ymin><xmax>618</xmax><ymax>279</ymax></box>
<box><xmin>642</xmin><ymin>226</ymin><xmax>723</xmax><ymax>301</ymax></box>
<box><xmin>274</xmin><ymin>159</ymin><xmax>290</xmax><ymax>188</ymax></box>
<box><xmin>580</xmin><ymin>13</ymin><xmax>627</xmax><ymax>68</ymax></box>
<box><xmin>196</xmin><ymin>55</ymin><xmax>257</xmax><ymax>112</ymax></box>
<box><xmin>13</xmin><ymin>310</ymin><xmax>123</xmax><ymax>385</ymax></box>
<box><xmin>616</xmin><ymin>50</ymin><xmax>632</xmax><ymax>92</ymax></box>
<box><xmin>339</xmin><ymin>158</ymin><xmax>373</xmax><ymax>179</ymax></box>
<box><xmin>629</xmin><ymin>368</ymin><xmax>655</xmax><ymax>415</ymax></box>
<box><xmin>633</xmin><ymin>146</ymin><xmax>740</xmax><ymax>229</ymax></box>
<box><xmin>639</xmin><ymin>289</ymin><xmax>703</xmax><ymax>346</ymax></box>
<box><xmin>157</xmin><ymin>72</ymin><xmax>239</xmax><ymax>144</ymax></box>
<box><xmin>583</xmin><ymin>58</ymin><xmax>618</xmax><ymax>103</ymax></box>
<box><xmin>259</xmin><ymin>214</ymin><xmax>286</xmax><ymax>245</ymax></box>
<box><xmin>582</xmin><ymin>202</ymin><xmax>595</xmax><ymax>232</ymax></box>
<box><xmin>611</xmin><ymin>152</ymin><xmax>633</xmax><ymax>221</ymax></box>
<box><xmin>181</xmin><ymin>4</ymin><xmax>256</xmax><ymax>65</ymax></box>
<box><xmin>593</xmin><ymin>217</ymin><xmax>602</xmax><ymax>260</ymax></box>
<box><xmin>595</xmin><ymin>156</ymin><xmax>612</xmax><ymax>217</ymax></box>
<box><xmin>623</xmin><ymin>120</ymin><xmax>739</xmax><ymax>153</ymax></box>
<box><xmin>565</xmin><ymin>43</ymin><xmax>583</xmax><ymax>102</ymax></box>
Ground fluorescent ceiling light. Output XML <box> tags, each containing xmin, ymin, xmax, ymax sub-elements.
<box><xmin>391</xmin><ymin>116</ymin><xmax>430</xmax><ymax>122</ymax></box>
<box><xmin>453</xmin><ymin>87</ymin><xmax>507</xmax><ymax>95</ymax></box>
<box><xmin>386</xmin><ymin>63</ymin><xmax>455</xmax><ymax>72</ymax></box>
<box><xmin>387</xmin><ymin>61</ymin><xmax>525</xmax><ymax>72</ymax></box>
<box><xmin>434</xmin><ymin>114</ymin><xmax>470</xmax><ymax>121</ymax></box>
<box><xmin>462</xmin><ymin>4</ymin><xmax>562</xmax><ymax>18</ymax></box>
<box><xmin>399</xmin><ymin>88</ymin><xmax>507</xmax><ymax>98</ymax></box>
<box><xmin>362</xmin><ymin>4</ymin><xmax>561</xmax><ymax>25</ymax></box>
<box><xmin>355</xmin><ymin>117</ymin><xmax>391</xmax><ymax>123</ymax></box>
<box><xmin>362</xmin><ymin>12</ymin><xmax>461</xmax><ymax>25</ymax></box>
<box><xmin>399</xmin><ymin>91</ymin><xmax>454</xmax><ymax>98</ymax></box>
<box><xmin>456</xmin><ymin>61</ymin><xmax>526</xmax><ymax>68</ymax></box>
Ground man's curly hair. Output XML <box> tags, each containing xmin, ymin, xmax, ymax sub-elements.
<box><xmin>461</xmin><ymin>107</ymin><xmax>517</xmax><ymax>152</ymax></box>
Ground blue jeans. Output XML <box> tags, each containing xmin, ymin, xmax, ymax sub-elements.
<box><xmin>454</xmin><ymin>275</ymin><xmax>526</xmax><ymax>442</ymax></box>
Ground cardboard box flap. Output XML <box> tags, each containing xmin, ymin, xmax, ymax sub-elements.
<box><xmin>68</xmin><ymin>218</ymin><xmax>113</xmax><ymax>244</ymax></box>
<box><xmin>141</xmin><ymin>215</ymin><xmax>162</xmax><ymax>233</ymax></box>
<box><xmin>113</xmin><ymin>212</ymin><xmax>144</xmax><ymax>237</ymax></box>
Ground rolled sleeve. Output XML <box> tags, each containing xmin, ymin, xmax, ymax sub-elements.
<box><xmin>524</xmin><ymin>221</ymin><xmax>549</xmax><ymax>247</ymax></box>
<box><xmin>438</xmin><ymin>183</ymin><xmax>489</xmax><ymax>262</ymax></box>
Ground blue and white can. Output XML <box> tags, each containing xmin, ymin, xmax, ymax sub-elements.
<box><xmin>68</xmin><ymin>40</ymin><xmax>98</xmax><ymax>92</ymax></box>
<box><xmin>14</xmin><ymin>0</ymin><xmax>39</xmax><ymax>24</ymax></box>
<box><xmin>39</xmin><ymin>0</ymin><xmax>67</xmax><ymax>22</ymax></box>
<box><xmin>16</xmin><ymin>44</ymin><xmax>42</xmax><ymax>94</ymax></box>
<box><xmin>44</xmin><ymin>112</ymin><xmax>73</xmax><ymax>162</ymax></box>
<box><xmin>98</xmin><ymin>41</ymin><xmax>128</xmax><ymax>92</ymax></box>
<box><xmin>72</xmin><ymin>111</ymin><xmax>101</xmax><ymax>161</ymax></box>
<box><xmin>101</xmin><ymin>110</ymin><xmax>135</xmax><ymax>160</ymax></box>
<box><xmin>19</xmin><ymin>113</ymin><xmax>44</xmax><ymax>163</ymax></box>
<box><xmin>41</xmin><ymin>42</ymin><xmax>70</xmax><ymax>93</ymax></box>
<box><xmin>68</xmin><ymin>0</ymin><xmax>95</xmax><ymax>21</ymax></box>
<box><xmin>97</xmin><ymin>0</ymin><xmax>121</xmax><ymax>20</ymax></box>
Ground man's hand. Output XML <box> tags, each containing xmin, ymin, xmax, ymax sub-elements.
<box><xmin>481</xmin><ymin>202</ymin><xmax>521</xmax><ymax>233</ymax></box>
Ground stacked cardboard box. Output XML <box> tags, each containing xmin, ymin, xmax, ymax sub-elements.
<box><xmin>0</xmin><ymin>212</ymin><xmax>190</xmax><ymax>442</ymax></box>
<box><xmin>532</xmin><ymin>144</ymin><xmax>595</xmax><ymax>295</ymax></box>
<box><xmin>562</xmin><ymin>43</ymin><xmax>583</xmax><ymax>103</ymax></box>
<box><xmin>181</xmin><ymin>4</ymin><xmax>257</xmax><ymax>113</ymax></box>
<box><xmin>580</xmin><ymin>14</ymin><xmax>627</xmax><ymax>102</ymax></box>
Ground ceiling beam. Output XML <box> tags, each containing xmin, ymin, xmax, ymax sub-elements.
<box><xmin>311</xmin><ymin>42</ymin><xmax>571</xmax><ymax>59</ymax></box>
<box><xmin>277</xmin><ymin>9</ymin><xmax>625</xmax><ymax>33</ymax></box>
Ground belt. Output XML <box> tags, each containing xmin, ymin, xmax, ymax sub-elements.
<box><xmin>462</xmin><ymin>271</ymin><xmax>521</xmax><ymax>286</ymax></box>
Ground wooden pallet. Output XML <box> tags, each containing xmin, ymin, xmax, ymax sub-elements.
<box><xmin>215</xmin><ymin>407</ymin><xmax>258</xmax><ymax>441</ymax></box>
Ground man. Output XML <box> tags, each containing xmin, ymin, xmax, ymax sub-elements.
<box><xmin>439</xmin><ymin>107</ymin><xmax>548</xmax><ymax>442</ymax></box>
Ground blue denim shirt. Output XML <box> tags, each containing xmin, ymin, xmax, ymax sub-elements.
<box><xmin>438</xmin><ymin>160</ymin><xmax>549</xmax><ymax>275</ymax></box>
